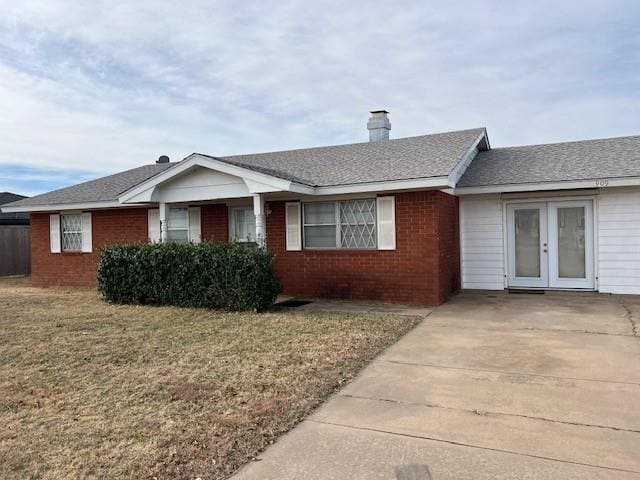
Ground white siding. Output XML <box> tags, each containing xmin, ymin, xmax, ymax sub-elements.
<box><xmin>597</xmin><ymin>188</ymin><xmax>640</xmax><ymax>294</ymax></box>
<box><xmin>460</xmin><ymin>195</ymin><xmax>505</xmax><ymax>290</ymax></box>
<box><xmin>151</xmin><ymin>166</ymin><xmax>251</xmax><ymax>203</ymax></box>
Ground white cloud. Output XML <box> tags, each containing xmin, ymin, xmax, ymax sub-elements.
<box><xmin>0</xmin><ymin>0</ymin><xmax>638</xmax><ymax>192</ymax></box>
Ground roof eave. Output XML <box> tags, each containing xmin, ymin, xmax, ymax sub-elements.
<box><xmin>454</xmin><ymin>176</ymin><xmax>640</xmax><ymax>195</ymax></box>
<box><xmin>1</xmin><ymin>200</ymin><xmax>128</xmax><ymax>213</ymax></box>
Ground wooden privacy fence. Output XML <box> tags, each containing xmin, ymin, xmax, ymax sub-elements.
<box><xmin>0</xmin><ymin>225</ymin><xmax>30</xmax><ymax>276</ymax></box>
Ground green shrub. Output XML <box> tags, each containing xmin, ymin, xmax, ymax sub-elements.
<box><xmin>97</xmin><ymin>242</ymin><xmax>282</xmax><ymax>311</ymax></box>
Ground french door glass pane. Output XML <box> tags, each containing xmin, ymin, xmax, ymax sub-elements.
<box><xmin>515</xmin><ymin>209</ymin><xmax>540</xmax><ymax>277</ymax></box>
<box><xmin>557</xmin><ymin>207</ymin><xmax>586</xmax><ymax>278</ymax></box>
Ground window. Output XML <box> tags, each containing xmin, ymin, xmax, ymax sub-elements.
<box><xmin>303</xmin><ymin>199</ymin><xmax>376</xmax><ymax>249</ymax></box>
<box><xmin>340</xmin><ymin>199</ymin><xmax>376</xmax><ymax>248</ymax></box>
<box><xmin>230</xmin><ymin>207</ymin><xmax>256</xmax><ymax>242</ymax></box>
<box><xmin>167</xmin><ymin>208</ymin><xmax>189</xmax><ymax>243</ymax></box>
<box><xmin>61</xmin><ymin>214</ymin><xmax>82</xmax><ymax>251</ymax></box>
<box><xmin>303</xmin><ymin>202</ymin><xmax>337</xmax><ymax>247</ymax></box>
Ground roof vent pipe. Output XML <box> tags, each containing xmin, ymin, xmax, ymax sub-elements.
<box><xmin>367</xmin><ymin>110</ymin><xmax>391</xmax><ymax>142</ymax></box>
<box><xmin>156</xmin><ymin>155</ymin><xmax>170</xmax><ymax>164</ymax></box>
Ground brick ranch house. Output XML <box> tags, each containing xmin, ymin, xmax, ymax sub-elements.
<box><xmin>3</xmin><ymin>111</ymin><xmax>640</xmax><ymax>303</ymax></box>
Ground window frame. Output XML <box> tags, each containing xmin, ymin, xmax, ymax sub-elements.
<box><xmin>229</xmin><ymin>206</ymin><xmax>257</xmax><ymax>243</ymax></box>
<box><xmin>302</xmin><ymin>198</ymin><xmax>377</xmax><ymax>250</ymax></box>
<box><xmin>166</xmin><ymin>207</ymin><xmax>190</xmax><ymax>243</ymax></box>
<box><xmin>60</xmin><ymin>213</ymin><xmax>83</xmax><ymax>252</ymax></box>
<box><xmin>302</xmin><ymin>201</ymin><xmax>338</xmax><ymax>249</ymax></box>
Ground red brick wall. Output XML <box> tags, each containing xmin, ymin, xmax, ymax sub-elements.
<box><xmin>31</xmin><ymin>208</ymin><xmax>149</xmax><ymax>287</ymax></box>
<box><xmin>30</xmin><ymin>193</ymin><xmax>460</xmax><ymax>304</ymax></box>
<box><xmin>435</xmin><ymin>193</ymin><xmax>460</xmax><ymax>302</ymax></box>
<box><xmin>266</xmin><ymin>191</ymin><xmax>460</xmax><ymax>305</ymax></box>
<box><xmin>201</xmin><ymin>204</ymin><xmax>228</xmax><ymax>242</ymax></box>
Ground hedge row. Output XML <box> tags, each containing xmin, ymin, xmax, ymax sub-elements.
<box><xmin>97</xmin><ymin>242</ymin><xmax>282</xmax><ymax>311</ymax></box>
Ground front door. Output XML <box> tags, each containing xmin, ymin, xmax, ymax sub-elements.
<box><xmin>506</xmin><ymin>200</ymin><xmax>594</xmax><ymax>289</ymax></box>
<box><xmin>507</xmin><ymin>203</ymin><xmax>548</xmax><ymax>288</ymax></box>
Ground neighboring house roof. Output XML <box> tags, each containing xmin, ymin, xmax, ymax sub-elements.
<box><xmin>208</xmin><ymin>127</ymin><xmax>487</xmax><ymax>186</ymax></box>
<box><xmin>0</xmin><ymin>192</ymin><xmax>30</xmax><ymax>224</ymax></box>
<box><xmin>5</xmin><ymin>163</ymin><xmax>175</xmax><ymax>208</ymax></box>
<box><xmin>458</xmin><ymin>135</ymin><xmax>640</xmax><ymax>188</ymax></box>
<box><xmin>4</xmin><ymin>128</ymin><xmax>486</xmax><ymax>209</ymax></box>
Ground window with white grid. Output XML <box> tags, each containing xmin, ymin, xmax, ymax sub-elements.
<box><xmin>302</xmin><ymin>199</ymin><xmax>376</xmax><ymax>249</ymax></box>
<box><xmin>340</xmin><ymin>199</ymin><xmax>376</xmax><ymax>248</ymax></box>
<box><xmin>61</xmin><ymin>214</ymin><xmax>82</xmax><ymax>251</ymax></box>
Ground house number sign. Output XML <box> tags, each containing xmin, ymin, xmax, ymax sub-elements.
<box><xmin>594</xmin><ymin>179</ymin><xmax>609</xmax><ymax>187</ymax></box>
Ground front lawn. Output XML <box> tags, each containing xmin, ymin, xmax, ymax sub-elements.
<box><xmin>0</xmin><ymin>277</ymin><xmax>418</xmax><ymax>479</ymax></box>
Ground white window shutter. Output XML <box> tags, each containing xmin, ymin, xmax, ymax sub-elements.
<box><xmin>376</xmin><ymin>196</ymin><xmax>396</xmax><ymax>250</ymax></box>
<box><xmin>189</xmin><ymin>206</ymin><xmax>202</xmax><ymax>243</ymax></box>
<box><xmin>81</xmin><ymin>212</ymin><xmax>93</xmax><ymax>253</ymax></box>
<box><xmin>285</xmin><ymin>202</ymin><xmax>302</xmax><ymax>251</ymax></box>
<box><xmin>148</xmin><ymin>209</ymin><xmax>160</xmax><ymax>243</ymax></box>
<box><xmin>50</xmin><ymin>214</ymin><xmax>61</xmax><ymax>253</ymax></box>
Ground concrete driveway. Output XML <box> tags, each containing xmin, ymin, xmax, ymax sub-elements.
<box><xmin>234</xmin><ymin>293</ymin><xmax>640</xmax><ymax>479</ymax></box>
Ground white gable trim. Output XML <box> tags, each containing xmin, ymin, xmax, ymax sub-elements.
<box><xmin>119</xmin><ymin>154</ymin><xmax>314</xmax><ymax>204</ymax></box>
<box><xmin>455</xmin><ymin>176</ymin><xmax>640</xmax><ymax>195</ymax></box>
<box><xmin>447</xmin><ymin>130</ymin><xmax>489</xmax><ymax>187</ymax></box>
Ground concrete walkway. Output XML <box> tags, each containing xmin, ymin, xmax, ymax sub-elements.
<box><xmin>235</xmin><ymin>293</ymin><xmax>640</xmax><ymax>479</ymax></box>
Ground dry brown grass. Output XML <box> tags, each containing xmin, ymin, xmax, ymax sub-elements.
<box><xmin>0</xmin><ymin>277</ymin><xmax>418</xmax><ymax>479</ymax></box>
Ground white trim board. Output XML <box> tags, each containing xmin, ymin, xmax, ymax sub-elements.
<box><xmin>1</xmin><ymin>201</ymin><xmax>148</xmax><ymax>213</ymax></box>
<box><xmin>455</xmin><ymin>176</ymin><xmax>640</xmax><ymax>195</ymax></box>
<box><xmin>447</xmin><ymin>130</ymin><xmax>489</xmax><ymax>187</ymax></box>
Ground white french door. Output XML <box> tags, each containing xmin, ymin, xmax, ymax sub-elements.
<box><xmin>507</xmin><ymin>203</ymin><xmax>548</xmax><ymax>288</ymax></box>
<box><xmin>506</xmin><ymin>200</ymin><xmax>594</xmax><ymax>289</ymax></box>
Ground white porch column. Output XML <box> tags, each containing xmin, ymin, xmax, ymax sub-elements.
<box><xmin>253</xmin><ymin>194</ymin><xmax>266</xmax><ymax>248</ymax></box>
<box><xmin>159</xmin><ymin>202</ymin><xmax>168</xmax><ymax>243</ymax></box>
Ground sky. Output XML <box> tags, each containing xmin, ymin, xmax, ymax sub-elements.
<box><xmin>0</xmin><ymin>1</ymin><xmax>638</xmax><ymax>196</ymax></box>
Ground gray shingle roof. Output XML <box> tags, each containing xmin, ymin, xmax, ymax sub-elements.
<box><xmin>3</xmin><ymin>128</ymin><xmax>485</xmax><ymax>209</ymax></box>
<box><xmin>458</xmin><ymin>135</ymin><xmax>640</xmax><ymax>188</ymax></box>
<box><xmin>5</xmin><ymin>163</ymin><xmax>174</xmax><ymax>207</ymax></box>
<box><xmin>209</xmin><ymin>127</ymin><xmax>486</xmax><ymax>186</ymax></box>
